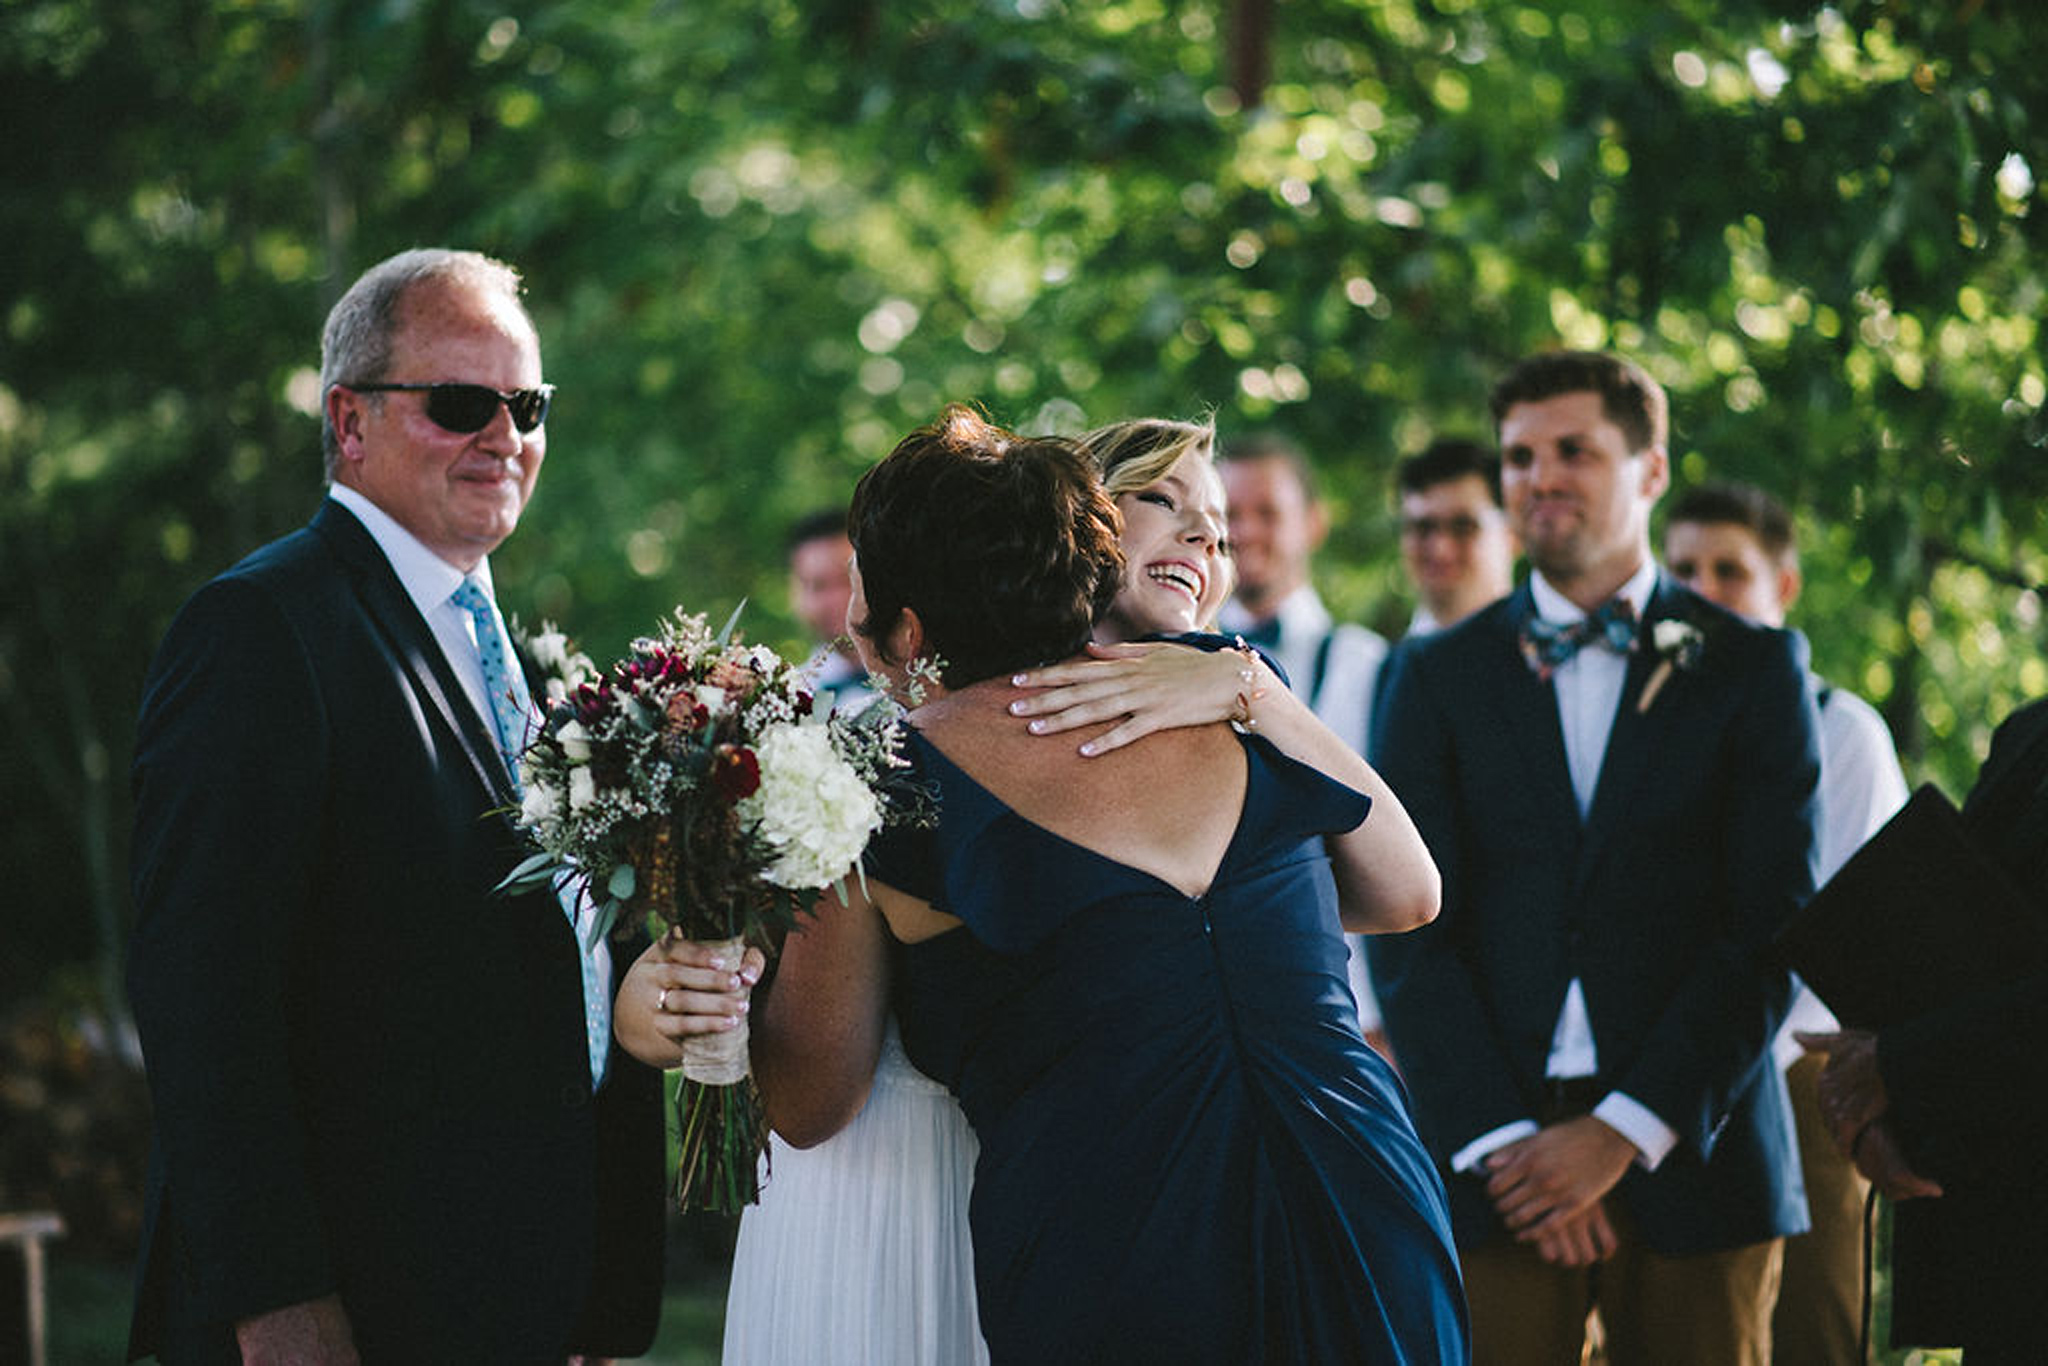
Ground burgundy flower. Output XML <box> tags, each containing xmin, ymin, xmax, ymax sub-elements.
<box><xmin>711</xmin><ymin>745</ymin><xmax>761</xmax><ymax>801</ymax></box>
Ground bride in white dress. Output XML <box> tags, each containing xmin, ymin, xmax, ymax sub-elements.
<box><xmin>721</xmin><ymin>1021</ymin><xmax>985</xmax><ymax>1364</ymax></box>
<box><xmin>618</xmin><ymin>417</ymin><xmax>1244</xmax><ymax>1365</ymax></box>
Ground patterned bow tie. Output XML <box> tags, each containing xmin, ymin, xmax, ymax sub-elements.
<box><xmin>1519</xmin><ymin>597</ymin><xmax>1639</xmax><ymax>680</ymax></box>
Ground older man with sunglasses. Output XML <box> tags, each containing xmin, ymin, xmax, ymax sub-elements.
<box><xmin>125</xmin><ymin>249</ymin><xmax>665</xmax><ymax>1364</ymax></box>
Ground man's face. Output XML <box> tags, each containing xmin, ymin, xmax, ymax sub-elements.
<box><xmin>1221</xmin><ymin>456</ymin><xmax>1322</xmax><ymax>607</ymax></box>
<box><xmin>1399</xmin><ymin>473</ymin><xmax>1513</xmax><ymax>616</ymax></box>
<box><xmin>328</xmin><ymin>280</ymin><xmax>545</xmax><ymax>570</ymax></box>
<box><xmin>1499</xmin><ymin>390</ymin><xmax>1665</xmax><ymax>590</ymax></box>
<box><xmin>789</xmin><ymin>532</ymin><xmax>855</xmax><ymax>646</ymax></box>
<box><xmin>1663</xmin><ymin>519</ymin><xmax>1790</xmax><ymax>627</ymax></box>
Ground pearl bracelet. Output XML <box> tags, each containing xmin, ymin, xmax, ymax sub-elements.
<box><xmin>1229</xmin><ymin>636</ymin><xmax>1269</xmax><ymax>732</ymax></box>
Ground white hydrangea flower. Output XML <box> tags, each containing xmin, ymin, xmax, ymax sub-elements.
<box><xmin>739</xmin><ymin>721</ymin><xmax>884</xmax><ymax>889</ymax></box>
<box><xmin>569</xmin><ymin>766</ymin><xmax>598</xmax><ymax>811</ymax></box>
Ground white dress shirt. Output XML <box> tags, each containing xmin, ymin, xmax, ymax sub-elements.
<box><xmin>1218</xmin><ymin>585</ymin><xmax>1389</xmax><ymax>757</ymax></box>
<box><xmin>1773</xmin><ymin>684</ymin><xmax>1908</xmax><ymax>1069</ymax></box>
<box><xmin>328</xmin><ymin>485</ymin><xmax>613</xmax><ymax>1085</ymax></box>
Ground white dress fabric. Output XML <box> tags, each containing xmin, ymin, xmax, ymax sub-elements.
<box><xmin>721</xmin><ymin>1018</ymin><xmax>988</xmax><ymax>1365</ymax></box>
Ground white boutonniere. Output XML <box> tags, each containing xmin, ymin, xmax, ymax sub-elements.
<box><xmin>1638</xmin><ymin>618</ymin><xmax>1706</xmax><ymax>713</ymax></box>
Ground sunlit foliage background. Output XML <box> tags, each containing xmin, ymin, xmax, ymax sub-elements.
<box><xmin>3</xmin><ymin>0</ymin><xmax>2042</xmax><ymax>1021</ymax></box>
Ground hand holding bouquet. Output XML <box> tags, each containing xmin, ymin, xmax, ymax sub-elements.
<box><xmin>504</xmin><ymin>607</ymin><xmax>904</xmax><ymax>1211</ymax></box>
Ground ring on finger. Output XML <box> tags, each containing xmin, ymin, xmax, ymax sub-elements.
<box><xmin>658</xmin><ymin>987</ymin><xmax>670</xmax><ymax>1013</ymax></box>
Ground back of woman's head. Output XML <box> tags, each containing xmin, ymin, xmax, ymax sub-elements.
<box><xmin>850</xmin><ymin>405</ymin><xmax>1124</xmax><ymax>688</ymax></box>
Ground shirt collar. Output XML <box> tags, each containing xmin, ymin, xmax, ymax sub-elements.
<box><xmin>327</xmin><ymin>483</ymin><xmax>491</xmax><ymax>620</ymax></box>
<box><xmin>1529</xmin><ymin>557</ymin><xmax>1657</xmax><ymax>627</ymax></box>
<box><xmin>1407</xmin><ymin>606</ymin><xmax>1446</xmax><ymax>637</ymax></box>
<box><xmin>1219</xmin><ymin>583</ymin><xmax>1330</xmax><ymax>640</ymax></box>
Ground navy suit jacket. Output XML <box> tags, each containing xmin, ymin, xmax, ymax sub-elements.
<box><xmin>1367</xmin><ymin>573</ymin><xmax>1819</xmax><ymax>1256</ymax></box>
<box><xmin>126</xmin><ymin>501</ymin><xmax>664</xmax><ymax>1363</ymax></box>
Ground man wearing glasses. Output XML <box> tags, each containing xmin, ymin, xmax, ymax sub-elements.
<box><xmin>1394</xmin><ymin>436</ymin><xmax>1517</xmax><ymax>639</ymax></box>
<box><xmin>126</xmin><ymin>249</ymin><xmax>663</xmax><ymax>1363</ymax></box>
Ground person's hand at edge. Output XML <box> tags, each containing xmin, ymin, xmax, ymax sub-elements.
<box><xmin>235</xmin><ymin>1294</ymin><xmax>359</xmax><ymax>1365</ymax></box>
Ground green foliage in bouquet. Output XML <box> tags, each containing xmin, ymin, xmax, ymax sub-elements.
<box><xmin>502</xmin><ymin>605</ymin><xmax>906</xmax><ymax>1211</ymax></box>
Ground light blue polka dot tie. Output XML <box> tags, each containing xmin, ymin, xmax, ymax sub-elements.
<box><xmin>450</xmin><ymin>577</ymin><xmax>532</xmax><ymax>794</ymax></box>
<box><xmin>451</xmin><ymin>577</ymin><xmax>610</xmax><ymax>1086</ymax></box>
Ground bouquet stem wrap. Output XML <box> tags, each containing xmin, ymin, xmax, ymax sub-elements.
<box><xmin>648</xmin><ymin>817</ymin><xmax>772</xmax><ymax>1215</ymax></box>
<box><xmin>679</xmin><ymin>936</ymin><xmax>752</xmax><ymax>1085</ymax></box>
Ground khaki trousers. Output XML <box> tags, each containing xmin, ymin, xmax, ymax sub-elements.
<box><xmin>1462</xmin><ymin>1201</ymin><xmax>1783</xmax><ymax>1366</ymax></box>
<box><xmin>1772</xmin><ymin>1054</ymin><xmax>1872</xmax><ymax>1365</ymax></box>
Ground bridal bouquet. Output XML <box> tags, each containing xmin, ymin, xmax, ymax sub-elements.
<box><xmin>503</xmin><ymin>607</ymin><xmax>903</xmax><ymax>1212</ymax></box>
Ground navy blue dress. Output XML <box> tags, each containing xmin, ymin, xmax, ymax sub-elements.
<box><xmin>871</xmin><ymin>727</ymin><xmax>1468</xmax><ymax>1365</ymax></box>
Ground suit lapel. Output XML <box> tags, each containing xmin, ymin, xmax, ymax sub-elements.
<box><xmin>312</xmin><ymin>501</ymin><xmax>518</xmax><ymax>811</ymax></box>
<box><xmin>1495</xmin><ymin>587</ymin><xmax>1583</xmax><ymax>827</ymax></box>
<box><xmin>1577</xmin><ymin>574</ymin><xmax>1689</xmax><ymax>886</ymax></box>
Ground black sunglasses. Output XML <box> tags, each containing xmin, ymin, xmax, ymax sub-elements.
<box><xmin>348</xmin><ymin>381</ymin><xmax>554</xmax><ymax>434</ymax></box>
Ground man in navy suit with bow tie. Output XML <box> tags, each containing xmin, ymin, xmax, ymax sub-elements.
<box><xmin>125</xmin><ymin>250</ymin><xmax>664</xmax><ymax>1363</ymax></box>
<box><xmin>1368</xmin><ymin>351</ymin><xmax>1819</xmax><ymax>1365</ymax></box>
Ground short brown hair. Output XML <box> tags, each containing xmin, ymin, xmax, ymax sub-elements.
<box><xmin>1666</xmin><ymin>481</ymin><xmax>1797</xmax><ymax>568</ymax></box>
<box><xmin>849</xmin><ymin>406</ymin><xmax>1124</xmax><ymax>687</ymax></box>
<box><xmin>1396</xmin><ymin>437</ymin><xmax>1501</xmax><ymax>503</ymax></box>
<box><xmin>1489</xmin><ymin>350</ymin><xmax>1668</xmax><ymax>455</ymax></box>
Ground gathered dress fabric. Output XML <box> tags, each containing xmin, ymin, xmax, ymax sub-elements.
<box><xmin>873</xmin><ymin>728</ymin><xmax>1469</xmax><ymax>1365</ymax></box>
<box><xmin>720</xmin><ymin>1015</ymin><xmax>989</xmax><ymax>1365</ymax></box>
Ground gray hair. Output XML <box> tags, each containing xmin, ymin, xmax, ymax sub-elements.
<box><xmin>318</xmin><ymin>248</ymin><xmax>528</xmax><ymax>479</ymax></box>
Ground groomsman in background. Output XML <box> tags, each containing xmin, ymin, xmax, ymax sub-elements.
<box><xmin>1217</xmin><ymin>432</ymin><xmax>1390</xmax><ymax>754</ymax></box>
<box><xmin>786</xmin><ymin>507</ymin><xmax>877</xmax><ymax>716</ymax></box>
<box><xmin>1362</xmin><ymin>436</ymin><xmax>1517</xmax><ymax>1062</ymax></box>
<box><xmin>1395</xmin><ymin>436</ymin><xmax>1517</xmax><ymax>638</ymax></box>
<box><xmin>1218</xmin><ymin>431</ymin><xmax>1392</xmax><ymax>1053</ymax></box>
<box><xmin>1663</xmin><ymin>481</ymin><xmax>1908</xmax><ymax>1365</ymax></box>
<box><xmin>1371</xmin><ymin>351</ymin><xmax>1819</xmax><ymax>1366</ymax></box>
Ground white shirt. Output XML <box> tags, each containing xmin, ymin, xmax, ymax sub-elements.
<box><xmin>1219</xmin><ymin>585</ymin><xmax>1389</xmax><ymax>757</ymax></box>
<box><xmin>1450</xmin><ymin>560</ymin><xmax>1676</xmax><ymax>1173</ymax></box>
<box><xmin>327</xmin><ymin>485</ymin><xmax>613</xmax><ymax>1085</ymax></box>
<box><xmin>803</xmin><ymin>644</ymin><xmax>882</xmax><ymax>719</ymax></box>
<box><xmin>1774</xmin><ymin>684</ymin><xmax>1908</xmax><ymax>1068</ymax></box>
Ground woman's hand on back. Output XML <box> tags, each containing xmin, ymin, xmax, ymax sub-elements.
<box><xmin>1007</xmin><ymin>640</ymin><xmax>1272</xmax><ymax>756</ymax></box>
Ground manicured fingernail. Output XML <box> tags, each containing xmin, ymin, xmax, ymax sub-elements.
<box><xmin>1027</xmin><ymin>719</ymin><xmax>1046</xmax><ymax>733</ymax></box>
<box><xmin>736</xmin><ymin>1000</ymin><xmax>750</xmax><ymax>1014</ymax></box>
<box><xmin>1009</xmin><ymin>700</ymin><xmax>1026</xmax><ymax>714</ymax></box>
<box><xmin>721</xmin><ymin>1016</ymin><xmax>739</xmax><ymax>1030</ymax></box>
<box><xmin>709</xmin><ymin>956</ymin><xmax>730</xmax><ymax>970</ymax></box>
<box><xmin>1012</xmin><ymin>673</ymin><xmax>1028</xmax><ymax>686</ymax></box>
<box><xmin>1078</xmin><ymin>741</ymin><xmax>1099</xmax><ymax>757</ymax></box>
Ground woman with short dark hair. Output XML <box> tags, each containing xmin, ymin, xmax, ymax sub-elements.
<box><xmin>749</xmin><ymin>405</ymin><xmax>1467</xmax><ymax>1363</ymax></box>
